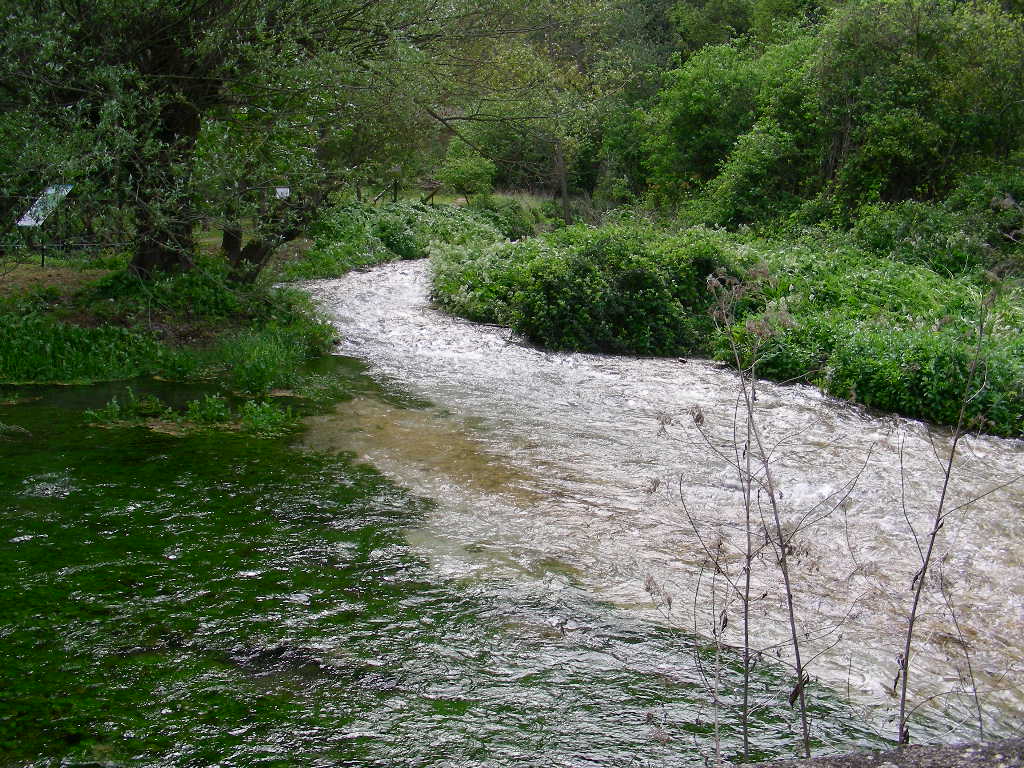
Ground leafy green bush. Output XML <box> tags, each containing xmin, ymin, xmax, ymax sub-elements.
<box><xmin>0</xmin><ymin>315</ymin><xmax>165</xmax><ymax>383</ymax></box>
<box><xmin>84</xmin><ymin>388</ymin><xmax>171</xmax><ymax>425</ymax></box>
<box><xmin>643</xmin><ymin>43</ymin><xmax>761</xmax><ymax>201</ymax></box>
<box><xmin>437</xmin><ymin>140</ymin><xmax>497</xmax><ymax>200</ymax></box>
<box><xmin>239</xmin><ymin>400</ymin><xmax>296</xmax><ymax>437</ymax></box>
<box><xmin>85</xmin><ymin>256</ymin><xmax>243</xmax><ymax>317</ymax></box>
<box><xmin>724</xmin><ymin>311</ymin><xmax>1024</xmax><ymax>436</ymax></box>
<box><xmin>276</xmin><ymin>201</ymin><xmax>505</xmax><ymax>281</ymax></box>
<box><xmin>698</xmin><ymin>119</ymin><xmax>807</xmax><ymax>225</ymax></box>
<box><xmin>850</xmin><ymin>201</ymin><xmax>990</xmax><ymax>275</ymax></box>
<box><xmin>644</xmin><ymin>0</ymin><xmax>1024</xmax><ymax>224</ymax></box>
<box><xmin>431</xmin><ymin>237</ymin><xmax>555</xmax><ymax>324</ymax></box>
<box><xmin>214</xmin><ymin>320</ymin><xmax>331</xmax><ymax>395</ymax></box>
<box><xmin>467</xmin><ymin>195</ymin><xmax>541</xmax><ymax>240</ymax></box>
<box><xmin>432</xmin><ymin>223</ymin><xmax>736</xmax><ymax>355</ymax></box>
<box><xmin>716</xmin><ymin>244</ymin><xmax>1024</xmax><ymax>436</ymax></box>
<box><xmin>185</xmin><ymin>393</ymin><xmax>232</xmax><ymax>424</ymax></box>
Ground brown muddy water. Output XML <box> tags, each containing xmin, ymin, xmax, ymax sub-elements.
<box><xmin>303</xmin><ymin>259</ymin><xmax>1024</xmax><ymax>744</ymax></box>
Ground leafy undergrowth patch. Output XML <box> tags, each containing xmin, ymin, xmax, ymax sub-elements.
<box><xmin>432</xmin><ymin>221</ymin><xmax>739</xmax><ymax>356</ymax></box>
<box><xmin>84</xmin><ymin>389</ymin><xmax>299</xmax><ymax>439</ymax></box>
<box><xmin>0</xmin><ymin>255</ymin><xmax>335</xmax><ymax>391</ymax></box>
<box><xmin>431</xmin><ymin>217</ymin><xmax>1024</xmax><ymax>437</ymax></box>
<box><xmin>267</xmin><ymin>200</ymin><xmax>515</xmax><ymax>281</ymax></box>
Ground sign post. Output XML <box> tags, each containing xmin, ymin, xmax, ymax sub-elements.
<box><xmin>16</xmin><ymin>185</ymin><xmax>73</xmax><ymax>267</ymax></box>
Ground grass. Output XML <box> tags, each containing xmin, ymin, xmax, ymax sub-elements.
<box><xmin>0</xmin><ymin>199</ymin><xmax>519</xmax><ymax>433</ymax></box>
<box><xmin>0</xmin><ymin>241</ymin><xmax>335</xmax><ymax>398</ymax></box>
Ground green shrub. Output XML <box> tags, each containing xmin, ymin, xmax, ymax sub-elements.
<box><xmin>185</xmin><ymin>393</ymin><xmax>232</xmax><ymax>424</ymax></box>
<box><xmin>715</xmin><ymin>243</ymin><xmax>1024</xmax><ymax>436</ymax></box>
<box><xmin>85</xmin><ymin>256</ymin><xmax>243</xmax><ymax>317</ymax></box>
<box><xmin>725</xmin><ymin>313</ymin><xmax>1024</xmax><ymax>436</ymax></box>
<box><xmin>84</xmin><ymin>388</ymin><xmax>171</xmax><ymax>424</ymax></box>
<box><xmin>215</xmin><ymin>324</ymin><xmax>319</xmax><ymax>395</ymax></box>
<box><xmin>432</xmin><ymin>223</ymin><xmax>736</xmax><ymax>355</ymax></box>
<box><xmin>239</xmin><ymin>400</ymin><xmax>296</xmax><ymax>437</ymax></box>
<box><xmin>850</xmin><ymin>201</ymin><xmax>990</xmax><ymax>274</ymax></box>
<box><xmin>467</xmin><ymin>195</ymin><xmax>539</xmax><ymax>240</ymax></box>
<box><xmin>277</xmin><ymin>201</ymin><xmax>505</xmax><ymax>281</ymax></box>
<box><xmin>698</xmin><ymin>119</ymin><xmax>807</xmax><ymax>225</ymax></box>
<box><xmin>437</xmin><ymin>140</ymin><xmax>497</xmax><ymax>200</ymax></box>
<box><xmin>0</xmin><ymin>315</ymin><xmax>164</xmax><ymax>383</ymax></box>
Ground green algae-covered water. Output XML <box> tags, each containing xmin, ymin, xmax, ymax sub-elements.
<box><xmin>1</xmin><ymin>372</ymin><xmax>885</xmax><ymax>767</ymax></box>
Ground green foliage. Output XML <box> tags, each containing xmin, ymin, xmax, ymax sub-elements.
<box><xmin>84</xmin><ymin>388</ymin><xmax>297</xmax><ymax>436</ymax></box>
<box><xmin>850</xmin><ymin>202</ymin><xmax>991</xmax><ymax>274</ymax></box>
<box><xmin>467</xmin><ymin>195</ymin><xmax>545</xmax><ymax>240</ymax></box>
<box><xmin>84</xmin><ymin>387</ymin><xmax>171</xmax><ymax>425</ymax></box>
<box><xmin>0</xmin><ymin>315</ymin><xmax>164</xmax><ymax>384</ymax></box>
<box><xmin>432</xmin><ymin>223</ymin><xmax>737</xmax><ymax>355</ymax></box>
<box><xmin>85</xmin><ymin>256</ymin><xmax>244</xmax><ymax>318</ymax></box>
<box><xmin>813</xmin><ymin>0</ymin><xmax>1024</xmax><ymax>206</ymax></box>
<box><xmin>697</xmin><ymin>119</ymin><xmax>807</xmax><ymax>225</ymax></box>
<box><xmin>643</xmin><ymin>0</ymin><xmax>1024</xmax><ymax>227</ymax></box>
<box><xmin>0</xmin><ymin>254</ymin><xmax>334</xmax><ymax>393</ymax></box>
<box><xmin>185</xmin><ymin>394</ymin><xmax>232</xmax><ymax>424</ymax></box>
<box><xmin>716</xmin><ymin>244</ymin><xmax>1024</xmax><ymax>436</ymax></box>
<box><xmin>215</xmin><ymin>318</ymin><xmax>333</xmax><ymax>396</ymax></box>
<box><xmin>643</xmin><ymin>44</ymin><xmax>761</xmax><ymax>200</ymax></box>
<box><xmin>846</xmin><ymin>162</ymin><xmax>1024</xmax><ymax>275</ymax></box>
<box><xmin>437</xmin><ymin>141</ymin><xmax>497</xmax><ymax>200</ymax></box>
<box><xmin>670</xmin><ymin>0</ymin><xmax>753</xmax><ymax>53</ymax></box>
<box><xmin>239</xmin><ymin>400</ymin><xmax>296</xmax><ymax>437</ymax></box>
<box><xmin>276</xmin><ymin>202</ymin><xmax>505</xmax><ymax>281</ymax></box>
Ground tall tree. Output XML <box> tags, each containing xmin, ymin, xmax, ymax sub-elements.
<box><xmin>0</xmin><ymin>0</ymin><xmax>533</xmax><ymax>275</ymax></box>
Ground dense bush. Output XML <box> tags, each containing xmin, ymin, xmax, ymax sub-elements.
<box><xmin>276</xmin><ymin>201</ymin><xmax>505</xmax><ymax>280</ymax></box>
<box><xmin>0</xmin><ymin>256</ymin><xmax>334</xmax><ymax>391</ymax></box>
<box><xmin>716</xmin><ymin>245</ymin><xmax>1024</xmax><ymax>436</ymax></box>
<box><xmin>467</xmin><ymin>195</ymin><xmax>546</xmax><ymax>240</ymax></box>
<box><xmin>437</xmin><ymin>140</ymin><xmax>497</xmax><ymax>200</ymax></box>
<box><xmin>432</xmin><ymin>224</ymin><xmax>737</xmax><ymax>355</ymax></box>
<box><xmin>643</xmin><ymin>43</ymin><xmax>761</xmax><ymax>201</ymax></box>
<box><xmin>0</xmin><ymin>314</ymin><xmax>164</xmax><ymax>383</ymax></box>
<box><xmin>850</xmin><ymin>202</ymin><xmax>991</xmax><ymax>275</ymax></box>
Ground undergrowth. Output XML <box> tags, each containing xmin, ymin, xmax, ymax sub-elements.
<box><xmin>0</xmin><ymin>255</ymin><xmax>334</xmax><ymax>392</ymax></box>
<box><xmin>269</xmin><ymin>200</ymin><xmax>511</xmax><ymax>281</ymax></box>
<box><xmin>431</xmin><ymin>217</ymin><xmax>1024</xmax><ymax>437</ymax></box>
<box><xmin>432</xmin><ymin>223</ymin><xmax>737</xmax><ymax>356</ymax></box>
<box><xmin>85</xmin><ymin>388</ymin><xmax>298</xmax><ymax>439</ymax></box>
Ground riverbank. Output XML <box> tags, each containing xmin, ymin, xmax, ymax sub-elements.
<box><xmin>429</xmin><ymin>217</ymin><xmax>1024</xmax><ymax>438</ymax></box>
<box><xmin>754</xmin><ymin>738</ymin><xmax>1024</xmax><ymax>767</ymax></box>
<box><xmin>0</xmin><ymin>202</ymin><xmax>517</xmax><ymax>434</ymax></box>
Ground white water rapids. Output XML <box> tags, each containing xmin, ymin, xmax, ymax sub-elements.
<box><xmin>302</xmin><ymin>259</ymin><xmax>1024</xmax><ymax>742</ymax></box>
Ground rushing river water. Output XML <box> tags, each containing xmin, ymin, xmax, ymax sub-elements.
<box><xmin>304</xmin><ymin>259</ymin><xmax>1024</xmax><ymax>744</ymax></box>
<box><xmin>2</xmin><ymin>259</ymin><xmax>1020</xmax><ymax>767</ymax></box>
<box><xmin>0</xmin><ymin>365</ymin><xmax>878</xmax><ymax>766</ymax></box>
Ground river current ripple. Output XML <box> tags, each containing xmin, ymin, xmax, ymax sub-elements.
<box><xmin>303</xmin><ymin>259</ymin><xmax>1024</xmax><ymax>740</ymax></box>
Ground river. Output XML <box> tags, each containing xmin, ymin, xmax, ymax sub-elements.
<box><xmin>3</xmin><ymin>258</ymin><xmax>1020</xmax><ymax>767</ymax></box>
<box><xmin>303</xmin><ymin>259</ymin><xmax>1024</xmax><ymax>743</ymax></box>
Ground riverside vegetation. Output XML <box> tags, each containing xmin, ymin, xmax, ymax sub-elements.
<box><xmin>430</xmin><ymin>193</ymin><xmax>1024</xmax><ymax>437</ymax></box>
<box><xmin>2</xmin><ymin>0</ymin><xmax>1024</xmax><ymax>762</ymax></box>
<box><xmin>0</xmin><ymin>202</ymin><xmax>525</xmax><ymax>434</ymax></box>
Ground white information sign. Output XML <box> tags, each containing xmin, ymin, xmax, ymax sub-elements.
<box><xmin>17</xmin><ymin>185</ymin><xmax>73</xmax><ymax>227</ymax></box>
<box><xmin>275</xmin><ymin>187</ymin><xmax>290</xmax><ymax>199</ymax></box>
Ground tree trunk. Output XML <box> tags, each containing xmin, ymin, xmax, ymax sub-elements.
<box><xmin>221</xmin><ymin>223</ymin><xmax>243</xmax><ymax>256</ymax></box>
<box><xmin>129</xmin><ymin>100</ymin><xmax>202</xmax><ymax>277</ymax></box>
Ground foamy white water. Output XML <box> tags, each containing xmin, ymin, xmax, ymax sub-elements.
<box><xmin>302</xmin><ymin>259</ymin><xmax>1024</xmax><ymax>741</ymax></box>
